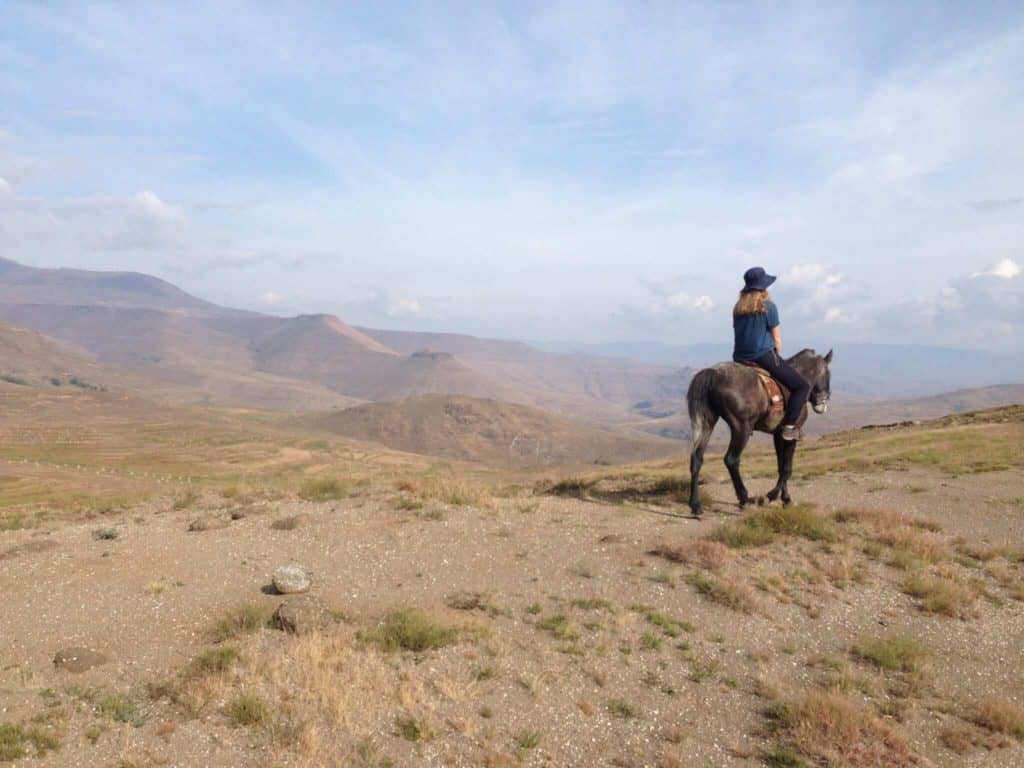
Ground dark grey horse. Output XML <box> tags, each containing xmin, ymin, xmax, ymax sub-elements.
<box><xmin>686</xmin><ymin>349</ymin><xmax>833</xmax><ymax>516</ymax></box>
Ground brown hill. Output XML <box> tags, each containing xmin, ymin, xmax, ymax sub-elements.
<box><xmin>302</xmin><ymin>394</ymin><xmax>677</xmax><ymax>467</ymax></box>
<box><xmin>0</xmin><ymin>258</ymin><xmax>686</xmax><ymax>419</ymax></box>
<box><xmin>0</xmin><ymin>256</ymin><xmax>237</xmax><ymax>316</ymax></box>
<box><xmin>0</xmin><ymin>321</ymin><xmax>124</xmax><ymax>389</ymax></box>
<box><xmin>0</xmin><ymin>305</ymin><xmax>359</xmax><ymax>411</ymax></box>
<box><xmin>357</xmin><ymin>327</ymin><xmax>690</xmax><ymax>422</ymax></box>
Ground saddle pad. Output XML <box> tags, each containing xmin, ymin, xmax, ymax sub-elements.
<box><xmin>738</xmin><ymin>361</ymin><xmax>786</xmax><ymax>413</ymax></box>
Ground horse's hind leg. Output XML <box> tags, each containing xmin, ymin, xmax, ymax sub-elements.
<box><xmin>722</xmin><ymin>419</ymin><xmax>751</xmax><ymax>507</ymax></box>
<box><xmin>688</xmin><ymin>414</ymin><xmax>718</xmax><ymax>517</ymax></box>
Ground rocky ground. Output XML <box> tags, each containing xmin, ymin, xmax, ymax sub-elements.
<box><xmin>1</xmin><ymin>461</ymin><xmax>1023</xmax><ymax>767</ymax></box>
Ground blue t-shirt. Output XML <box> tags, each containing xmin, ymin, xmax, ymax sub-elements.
<box><xmin>733</xmin><ymin>301</ymin><xmax>779</xmax><ymax>361</ymax></box>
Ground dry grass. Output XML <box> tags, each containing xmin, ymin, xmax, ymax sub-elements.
<box><xmin>901</xmin><ymin>572</ymin><xmax>977</xmax><ymax>618</ymax></box>
<box><xmin>399</xmin><ymin>475</ymin><xmax>495</xmax><ymax>507</ymax></box>
<box><xmin>360</xmin><ymin>610</ymin><xmax>459</xmax><ymax>652</ymax></box>
<box><xmin>973</xmin><ymin>696</ymin><xmax>1024</xmax><ymax>738</ymax></box>
<box><xmin>763</xmin><ymin>689</ymin><xmax>925</xmax><ymax>767</ymax></box>
<box><xmin>298</xmin><ymin>478</ymin><xmax>348</xmax><ymax>502</ymax></box>
<box><xmin>685</xmin><ymin>571</ymin><xmax>757</xmax><ymax>613</ymax></box>
<box><xmin>0</xmin><ymin>722</ymin><xmax>61</xmax><ymax>761</ymax></box>
<box><xmin>648</xmin><ymin>539</ymin><xmax>730</xmax><ymax>572</ymax></box>
<box><xmin>709</xmin><ymin>504</ymin><xmax>835</xmax><ymax>551</ymax></box>
<box><xmin>211</xmin><ymin>603</ymin><xmax>274</xmax><ymax>643</ymax></box>
<box><xmin>851</xmin><ymin>635</ymin><xmax>929</xmax><ymax>673</ymax></box>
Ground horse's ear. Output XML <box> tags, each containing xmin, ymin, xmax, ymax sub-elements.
<box><xmin>824</xmin><ymin>348</ymin><xmax>833</xmax><ymax>364</ymax></box>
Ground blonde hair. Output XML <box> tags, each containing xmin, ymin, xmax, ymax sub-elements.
<box><xmin>733</xmin><ymin>289</ymin><xmax>770</xmax><ymax>316</ymax></box>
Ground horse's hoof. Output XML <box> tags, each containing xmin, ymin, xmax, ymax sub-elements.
<box><xmin>766</xmin><ymin>490</ymin><xmax>779</xmax><ymax>502</ymax></box>
<box><xmin>689</xmin><ymin>505</ymin><xmax>703</xmax><ymax>519</ymax></box>
<box><xmin>782</xmin><ymin>497</ymin><xmax>792</xmax><ymax>507</ymax></box>
<box><xmin>755</xmin><ymin>495</ymin><xmax>766</xmax><ymax>507</ymax></box>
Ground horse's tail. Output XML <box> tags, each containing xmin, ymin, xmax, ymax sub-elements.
<box><xmin>687</xmin><ymin>368</ymin><xmax>718</xmax><ymax>454</ymax></box>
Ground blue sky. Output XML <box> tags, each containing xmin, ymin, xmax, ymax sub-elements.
<box><xmin>1</xmin><ymin>2</ymin><xmax>1023</xmax><ymax>348</ymax></box>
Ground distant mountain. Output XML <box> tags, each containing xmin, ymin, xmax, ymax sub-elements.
<box><xmin>301</xmin><ymin>394</ymin><xmax>677</xmax><ymax>467</ymax></box>
<box><xmin>623</xmin><ymin>383</ymin><xmax>1024</xmax><ymax>441</ymax></box>
<box><xmin>541</xmin><ymin>340</ymin><xmax>1024</xmax><ymax>399</ymax></box>
<box><xmin>358</xmin><ymin>327</ymin><xmax>691</xmax><ymax>422</ymax></box>
<box><xmin>0</xmin><ymin>257</ymin><xmax>683</xmax><ymax>420</ymax></box>
<box><xmin>0</xmin><ymin>256</ymin><xmax>241</xmax><ymax>316</ymax></box>
<box><xmin>0</xmin><ymin>321</ymin><xmax>124</xmax><ymax>389</ymax></box>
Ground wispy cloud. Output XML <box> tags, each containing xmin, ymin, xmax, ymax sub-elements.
<box><xmin>1</xmin><ymin>3</ymin><xmax>1023</xmax><ymax>347</ymax></box>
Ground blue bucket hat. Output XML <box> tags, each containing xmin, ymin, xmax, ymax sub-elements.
<box><xmin>742</xmin><ymin>266</ymin><xmax>776</xmax><ymax>293</ymax></box>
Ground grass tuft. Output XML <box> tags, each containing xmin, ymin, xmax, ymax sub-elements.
<box><xmin>901</xmin><ymin>572</ymin><xmax>977</xmax><ymax>618</ymax></box>
<box><xmin>973</xmin><ymin>696</ymin><xmax>1024</xmax><ymax>738</ymax></box>
<box><xmin>851</xmin><ymin>635</ymin><xmax>929</xmax><ymax>673</ymax></box>
<box><xmin>211</xmin><ymin>603</ymin><xmax>273</xmax><ymax>642</ymax></box>
<box><xmin>298</xmin><ymin>478</ymin><xmax>347</xmax><ymax>502</ymax></box>
<box><xmin>685</xmin><ymin>571</ymin><xmax>757</xmax><ymax>613</ymax></box>
<box><xmin>361</xmin><ymin>610</ymin><xmax>458</xmax><ymax>652</ymax></box>
<box><xmin>763</xmin><ymin>689</ymin><xmax>924</xmax><ymax>767</ymax></box>
<box><xmin>227</xmin><ymin>693</ymin><xmax>268</xmax><ymax>727</ymax></box>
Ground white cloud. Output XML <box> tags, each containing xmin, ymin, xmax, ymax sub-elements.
<box><xmin>972</xmin><ymin>257</ymin><xmax>1021</xmax><ymax>279</ymax></box>
<box><xmin>386</xmin><ymin>295</ymin><xmax>422</xmax><ymax>317</ymax></box>
<box><xmin>824</xmin><ymin>307</ymin><xmax>852</xmax><ymax>324</ymax></box>
<box><xmin>261</xmin><ymin>291</ymin><xmax>282</xmax><ymax>305</ymax></box>
<box><xmin>666</xmin><ymin>292</ymin><xmax>714</xmax><ymax>312</ymax></box>
<box><xmin>0</xmin><ymin>177</ymin><xmax>11</xmax><ymax>196</ymax></box>
<box><xmin>135</xmin><ymin>190</ymin><xmax>181</xmax><ymax>221</ymax></box>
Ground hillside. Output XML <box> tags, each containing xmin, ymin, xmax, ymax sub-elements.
<box><xmin>0</xmin><ymin>321</ymin><xmax>128</xmax><ymax>390</ymax></box>
<box><xmin>0</xmin><ymin>258</ymin><xmax>684</xmax><ymax>421</ymax></box>
<box><xmin>625</xmin><ymin>383</ymin><xmax>1024</xmax><ymax>441</ymax></box>
<box><xmin>0</xmin><ymin>256</ymin><xmax>237</xmax><ymax>316</ymax></box>
<box><xmin>1</xmin><ymin>400</ymin><xmax>1021</xmax><ymax>767</ymax></box>
<box><xmin>302</xmin><ymin>393</ymin><xmax>677</xmax><ymax>467</ymax></box>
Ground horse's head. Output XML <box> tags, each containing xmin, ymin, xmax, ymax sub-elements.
<box><xmin>810</xmin><ymin>348</ymin><xmax>833</xmax><ymax>414</ymax></box>
<box><xmin>792</xmin><ymin>348</ymin><xmax>833</xmax><ymax>414</ymax></box>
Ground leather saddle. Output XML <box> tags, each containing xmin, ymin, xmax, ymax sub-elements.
<box><xmin>738</xmin><ymin>361</ymin><xmax>786</xmax><ymax>417</ymax></box>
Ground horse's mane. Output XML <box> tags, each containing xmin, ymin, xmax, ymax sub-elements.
<box><xmin>788</xmin><ymin>348</ymin><xmax>817</xmax><ymax>362</ymax></box>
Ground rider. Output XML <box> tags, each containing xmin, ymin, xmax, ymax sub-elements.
<box><xmin>732</xmin><ymin>267</ymin><xmax>810</xmax><ymax>441</ymax></box>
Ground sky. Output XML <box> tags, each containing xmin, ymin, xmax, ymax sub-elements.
<box><xmin>1</xmin><ymin>1</ymin><xmax>1023</xmax><ymax>349</ymax></box>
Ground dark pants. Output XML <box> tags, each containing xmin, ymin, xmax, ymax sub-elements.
<box><xmin>754</xmin><ymin>351</ymin><xmax>810</xmax><ymax>426</ymax></box>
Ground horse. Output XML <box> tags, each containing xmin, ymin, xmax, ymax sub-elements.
<box><xmin>685</xmin><ymin>349</ymin><xmax>833</xmax><ymax>517</ymax></box>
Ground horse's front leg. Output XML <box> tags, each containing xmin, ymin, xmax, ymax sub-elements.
<box><xmin>778</xmin><ymin>439</ymin><xmax>797</xmax><ymax>506</ymax></box>
<box><xmin>766</xmin><ymin>432</ymin><xmax>786</xmax><ymax>502</ymax></box>
<box><xmin>722</xmin><ymin>421</ymin><xmax>751</xmax><ymax>507</ymax></box>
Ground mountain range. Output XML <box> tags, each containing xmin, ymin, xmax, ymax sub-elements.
<box><xmin>0</xmin><ymin>256</ymin><xmax>1021</xmax><ymax>461</ymax></box>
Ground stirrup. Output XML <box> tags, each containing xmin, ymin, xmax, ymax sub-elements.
<box><xmin>780</xmin><ymin>425</ymin><xmax>802</xmax><ymax>441</ymax></box>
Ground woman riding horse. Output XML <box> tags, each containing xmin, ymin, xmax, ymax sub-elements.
<box><xmin>686</xmin><ymin>267</ymin><xmax>833</xmax><ymax>517</ymax></box>
<box><xmin>732</xmin><ymin>267</ymin><xmax>810</xmax><ymax>441</ymax></box>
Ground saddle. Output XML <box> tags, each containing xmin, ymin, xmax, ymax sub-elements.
<box><xmin>738</xmin><ymin>361</ymin><xmax>786</xmax><ymax>417</ymax></box>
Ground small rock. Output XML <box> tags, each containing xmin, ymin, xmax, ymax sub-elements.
<box><xmin>445</xmin><ymin>591</ymin><xmax>486</xmax><ymax>611</ymax></box>
<box><xmin>54</xmin><ymin>647</ymin><xmax>108</xmax><ymax>673</ymax></box>
<box><xmin>272</xmin><ymin>595</ymin><xmax>331</xmax><ymax>635</ymax></box>
<box><xmin>229</xmin><ymin>508</ymin><xmax>247</xmax><ymax>520</ymax></box>
<box><xmin>188</xmin><ymin>515</ymin><xmax>230</xmax><ymax>532</ymax></box>
<box><xmin>270</xmin><ymin>513</ymin><xmax>312</xmax><ymax>530</ymax></box>
<box><xmin>272</xmin><ymin>563</ymin><xmax>311</xmax><ymax>594</ymax></box>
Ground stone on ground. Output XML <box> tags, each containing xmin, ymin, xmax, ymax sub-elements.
<box><xmin>272</xmin><ymin>595</ymin><xmax>331</xmax><ymax>634</ymax></box>
<box><xmin>53</xmin><ymin>647</ymin><xmax>108</xmax><ymax>673</ymax></box>
<box><xmin>272</xmin><ymin>563</ymin><xmax>311</xmax><ymax>594</ymax></box>
<box><xmin>188</xmin><ymin>515</ymin><xmax>230</xmax><ymax>532</ymax></box>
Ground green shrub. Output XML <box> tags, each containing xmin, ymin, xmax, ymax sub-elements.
<box><xmin>362</xmin><ymin>610</ymin><xmax>458</xmax><ymax>652</ymax></box>
<box><xmin>227</xmin><ymin>693</ymin><xmax>268</xmax><ymax>727</ymax></box>
<box><xmin>299</xmin><ymin>478</ymin><xmax>347</xmax><ymax>502</ymax></box>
